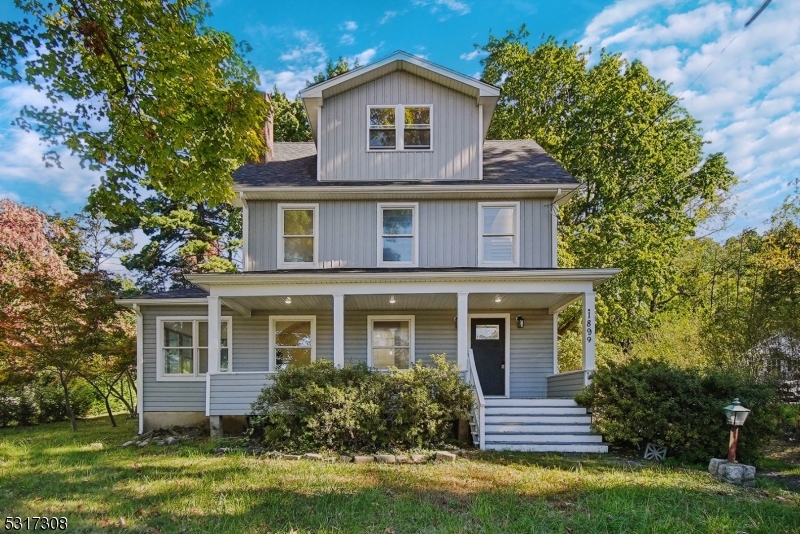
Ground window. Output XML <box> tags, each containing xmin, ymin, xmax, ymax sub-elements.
<box><xmin>377</xmin><ymin>203</ymin><xmax>418</xmax><ymax>266</ymax></box>
<box><xmin>278</xmin><ymin>204</ymin><xmax>318</xmax><ymax>268</ymax></box>
<box><xmin>270</xmin><ymin>316</ymin><xmax>316</xmax><ymax>371</ymax></box>
<box><xmin>368</xmin><ymin>316</ymin><xmax>415</xmax><ymax>370</ymax></box>
<box><xmin>478</xmin><ymin>202</ymin><xmax>520</xmax><ymax>266</ymax></box>
<box><xmin>157</xmin><ymin>317</ymin><xmax>231</xmax><ymax>380</ymax></box>
<box><xmin>368</xmin><ymin>105</ymin><xmax>432</xmax><ymax>151</ymax></box>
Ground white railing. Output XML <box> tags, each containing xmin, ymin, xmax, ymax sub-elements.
<box><xmin>466</xmin><ymin>348</ymin><xmax>486</xmax><ymax>449</ymax></box>
<box><xmin>546</xmin><ymin>369</ymin><xmax>593</xmax><ymax>398</ymax></box>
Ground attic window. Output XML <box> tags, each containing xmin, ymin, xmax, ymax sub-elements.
<box><xmin>368</xmin><ymin>105</ymin><xmax>431</xmax><ymax>151</ymax></box>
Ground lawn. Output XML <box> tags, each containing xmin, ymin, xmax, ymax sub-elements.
<box><xmin>1</xmin><ymin>418</ymin><xmax>798</xmax><ymax>533</ymax></box>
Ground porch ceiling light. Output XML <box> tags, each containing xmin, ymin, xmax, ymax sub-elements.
<box><xmin>494</xmin><ymin>295</ymin><xmax>502</xmax><ymax>303</ymax></box>
<box><xmin>389</xmin><ymin>295</ymin><xmax>396</xmax><ymax>304</ymax></box>
<box><xmin>284</xmin><ymin>297</ymin><xmax>292</xmax><ymax>305</ymax></box>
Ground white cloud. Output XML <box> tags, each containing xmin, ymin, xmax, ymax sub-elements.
<box><xmin>579</xmin><ymin>0</ymin><xmax>800</xmax><ymax>237</ymax></box>
<box><xmin>278</xmin><ymin>31</ymin><xmax>326</xmax><ymax>64</ymax></box>
<box><xmin>460</xmin><ymin>49</ymin><xmax>486</xmax><ymax>61</ymax></box>
<box><xmin>412</xmin><ymin>0</ymin><xmax>470</xmax><ymax>19</ymax></box>
<box><xmin>340</xmin><ymin>33</ymin><xmax>355</xmax><ymax>45</ymax></box>
<box><xmin>343</xmin><ymin>21</ymin><xmax>357</xmax><ymax>31</ymax></box>
<box><xmin>353</xmin><ymin>48</ymin><xmax>378</xmax><ymax>66</ymax></box>
<box><xmin>380</xmin><ymin>11</ymin><xmax>398</xmax><ymax>24</ymax></box>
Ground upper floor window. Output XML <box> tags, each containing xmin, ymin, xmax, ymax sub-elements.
<box><xmin>377</xmin><ymin>203</ymin><xmax>418</xmax><ymax>267</ymax></box>
<box><xmin>157</xmin><ymin>317</ymin><xmax>231</xmax><ymax>380</ymax></box>
<box><xmin>278</xmin><ymin>204</ymin><xmax>318</xmax><ymax>269</ymax></box>
<box><xmin>478</xmin><ymin>202</ymin><xmax>520</xmax><ymax>267</ymax></box>
<box><xmin>368</xmin><ymin>105</ymin><xmax>432</xmax><ymax>151</ymax></box>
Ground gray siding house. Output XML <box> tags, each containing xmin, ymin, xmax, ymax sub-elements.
<box><xmin>119</xmin><ymin>51</ymin><xmax>618</xmax><ymax>452</ymax></box>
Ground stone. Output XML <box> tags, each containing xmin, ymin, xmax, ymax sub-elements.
<box><xmin>353</xmin><ymin>455</ymin><xmax>375</xmax><ymax>464</ymax></box>
<box><xmin>708</xmin><ymin>459</ymin><xmax>757</xmax><ymax>486</ymax></box>
<box><xmin>283</xmin><ymin>454</ymin><xmax>301</xmax><ymax>461</ymax></box>
<box><xmin>214</xmin><ymin>447</ymin><xmax>231</xmax><ymax>455</ymax></box>
<box><xmin>136</xmin><ymin>440</ymin><xmax>149</xmax><ymax>447</ymax></box>
<box><xmin>164</xmin><ymin>436</ymin><xmax>178</xmax><ymax>445</ymax></box>
<box><xmin>375</xmin><ymin>454</ymin><xmax>396</xmax><ymax>464</ymax></box>
<box><xmin>323</xmin><ymin>457</ymin><xmax>336</xmax><ymax>463</ymax></box>
<box><xmin>411</xmin><ymin>454</ymin><xmax>429</xmax><ymax>464</ymax></box>
<box><xmin>435</xmin><ymin>451</ymin><xmax>456</xmax><ymax>462</ymax></box>
<box><xmin>395</xmin><ymin>455</ymin><xmax>409</xmax><ymax>464</ymax></box>
<box><xmin>708</xmin><ymin>458</ymin><xmax>726</xmax><ymax>475</ymax></box>
<box><xmin>304</xmin><ymin>453</ymin><xmax>323</xmax><ymax>461</ymax></box>
<box><xmin>339</xmin><ymin>455</ymin><xmax>353</xmax><ymax>463</ymax></box>
<box><xmin>121</xmin><ymin>440</ymin><xmax>136</xmax><ymax>448</ymax></box>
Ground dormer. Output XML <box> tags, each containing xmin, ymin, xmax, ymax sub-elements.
<box><xmin>298</xmin><ymin>51</ymin><xmax>500</xmax><ymax>181</ymax></box>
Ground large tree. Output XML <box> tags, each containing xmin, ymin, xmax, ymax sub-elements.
<box><xmin>0</xmin><ymin>0</ymin><xmax>268</xmax><ymax>220</ymax></box>
<box><xmin>480</xmin><ymin>29</ymin><xmax>737</xmax><ymax>347</ymax></box>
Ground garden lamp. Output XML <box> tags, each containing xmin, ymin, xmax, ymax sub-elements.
<box><xmin>722</xmin><ymin>398</ymin><xmax>750</xmax><ymax>463</ymax></box>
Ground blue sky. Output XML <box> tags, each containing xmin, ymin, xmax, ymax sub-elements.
<box><xmin>0</xmin><ymin>0</ymin><xmax>797</xmax><ymax>242</ymax></box>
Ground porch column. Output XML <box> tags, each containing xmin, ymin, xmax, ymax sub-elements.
<box><xmin>207</xmin><ymin>295</ymin><xmax>221</xmax><ymax>374</ymax></box>
<box><xmin>333</xmin><ymin>294</ymin><xmax>345</xmax><ymax>368</ymax></box>
<box><xmin>457</xmin><ymin>292</ymin><xmax>469</xmax><ymax>371</ymax></box>
<box><xmin>582</xmin><ymin>291</ymin><xmax>596</xmax><ymax>370</ymax></box>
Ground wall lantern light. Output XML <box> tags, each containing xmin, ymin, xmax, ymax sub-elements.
<box><xmin>723</xmin><ymin>398</ymin><xmax>751</xmax><ymax>463</ymax></box>
<box><xmin>516</xmin><ymin>315</ymin><xmax>524</xmax><ymax>329</ymax></box>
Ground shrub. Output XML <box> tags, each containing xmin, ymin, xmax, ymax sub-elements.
<box><xmin>575</xmin><ymin>358</ymin><xmax>781</xmax><ymax>464</ymax></box>
<box><xmin>251</xmin><ymin>355</ymin><xmax>474</xmax><ymax>452</ymax></box>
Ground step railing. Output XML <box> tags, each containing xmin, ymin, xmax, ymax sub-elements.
<box><xmin>466</xmin><ymin>348</ymin><xmax>486</xmax><ymax>449</ymax></box>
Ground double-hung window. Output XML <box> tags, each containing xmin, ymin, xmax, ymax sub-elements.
<box><xmin>478</xmin><ymin>202</ymin><xmax>520</xmax><ymax>266</ymax></box>
<box><xmin>270</xmin><ymin>316</ymin><xmax>316</xmax><ymax>371</ymax></box>
<box><xmin>368</xmin><ymin>316</ymin><xmax>415</xmax><ymax>370</ymax></box>
<box><xmin>157</xmin><ymin>317</ymin><xmax>231</xmax><ymax>380</ymax></box>
<box><xmin>368</xmin><ymin>105</ymin><xmax>432</xmax><ymax>151</ymax></box>
<box><xmin>278</xmin><ymin>204</ymin><xmax>318</xmax><ymax>268</ymax></box>
<box><xmin>377</xmin><ymin>203</ymin><xmax>418</xmax><ymax>266</ymax></box>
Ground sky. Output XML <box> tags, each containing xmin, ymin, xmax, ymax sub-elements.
<box><xmin>0</xmin><ymin>0</ymin><xmax>797</xmax><ymax>242</ymax></box>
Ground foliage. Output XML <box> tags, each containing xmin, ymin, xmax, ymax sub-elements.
<box><xmin>268</xmin><ymin>86</ymin><xmax>312</xmax><ymax>142</ymax></box>
<box><xmin>575</xmin><ymin>358</ymin><xmax>781</xmax><ymax>464</ymax></box>
<box><xmin>251</xmin><ymin>355</ymin><xmax>474</xmax><ymax>452</ymax></box>
<box><xmin>558</xmin><ymin>330</ymin><xmax>624</xmax><ymax>372</ymax></box>
<box><xmin>0</xmin><ymin>379</ymin><xmax>95</xmax><ymax>426</ymax></box>
<box><xmin>480</xmin><ymin>29</ymin><xmax>737</xmax><ymax>347</ymax></box>
<box><xmin>0</xmin><ymin>0</ymin><xmax>268</xmax><ymax>220</ymax></box>
<box><xmin>307</xmin><ymin>56</ymin><xmax>355</xmax><ymax>87</ymax></box>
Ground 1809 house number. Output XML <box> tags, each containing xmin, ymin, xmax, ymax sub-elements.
<box><xmin>586</xmin><ymin>309</ymin><xmax>593</xmax><ymax>343</ymax></box>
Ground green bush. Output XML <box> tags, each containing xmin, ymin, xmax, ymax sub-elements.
<box><xmin>575</xmin><ymin>358</ymin><xmax>781</xmax><ymax>464</ymax></box>
<box><xmin>251</xmin><ymin>355</ymin><xmax>474</xmax><ymax>452</ymax></box>
<box><xmin>31</xmin><ymin>378</ymin><xmax>96</xmax><ymax>424</ymax></box>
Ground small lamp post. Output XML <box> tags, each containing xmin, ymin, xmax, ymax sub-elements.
<box><xmin>723</xmin><ymin>398</ymin><xmax>751</xmax><ymax>463</ymax></box>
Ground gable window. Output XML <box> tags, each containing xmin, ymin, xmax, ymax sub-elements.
<box><xmin>478</xmin><ymin>202</ymin><xmax>520</xmax><ymax>266</ymax></box>
<box><xmin>377</xmin><ymin>202</ymin><xmax>418</xmax><ymax>266</ymax></box>
<box><xmin>270</xmin><ymin>316</ymin><xmax>316</xmax><ymax>371</ymax></box>
<box><xmin>157</xmin><ymin>317</ymin><xmax>231</xmax><ymax>380</ymax></box>
<box><xmin>368</xmin><ymin>316</ymin><xmax>415</xmax><ymax>370</ymax></box>
<box><xmin>368</xmin><ymin>105</ymin><xmax>432</xmax><ymax>151</ymax></box>
<box><xmin>278</xmin><ymin>204</ymin><xmax>318</xmax><ymax>268</ymax></box>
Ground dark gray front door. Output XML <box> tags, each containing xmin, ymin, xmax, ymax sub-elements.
<box><xmin>471</xmin><ymin>318</ymin><xmax>506</xmax><ymax>396</ymax></box>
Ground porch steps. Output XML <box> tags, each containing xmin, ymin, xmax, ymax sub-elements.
<box><xmin>471</xmin><ymin>398</ymin><xmax>608</xmax><ymax>453</ymax></box>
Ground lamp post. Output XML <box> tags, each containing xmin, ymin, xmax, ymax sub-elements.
<box><xmin>722</xmin><ymin>398</ymin><xmax>751</xmax><ymax>463</ymax></box>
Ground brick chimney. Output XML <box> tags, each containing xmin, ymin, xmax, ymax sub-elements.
<box><xmin>264</xmin><ymin>92</ymin><xmax>274</xmax><ymax>163</ymax></box>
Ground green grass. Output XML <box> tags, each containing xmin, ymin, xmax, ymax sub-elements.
<box><xmin>1</xmin><ymin>418</ymin><xmax>799</xmax><ymax>533</ymax></box>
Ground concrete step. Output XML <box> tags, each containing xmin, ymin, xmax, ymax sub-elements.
<box><xmin>485</xmin><ymin>414</ymin><xmax>592</xmax><ymax>424</ymax></box>
<box><xmin>485</xmin><ymin>398</ymin><xmax>579</xmax><ymax>407</ymax></box>
<box><xmin>484</xmin><ymin>442</ymin><xmax>609</xmax><ymax>453</ymax></box>
<box><xmin>485</xmin><ymin>432</ymin><xmax>604</xmax><ymax>444</ymax></box>
<box><xmin>485</xmin><ymin>406</ymin><xmax>587</xmax><ymax>416</ymax></box>
<box><xmin>486</xmin><ymin>423</ymin><xmax>593</xmax><ymax>433</ymax></box>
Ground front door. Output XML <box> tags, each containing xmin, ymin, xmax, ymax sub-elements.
<box><xmin>471</xmin><ymin>318</ymin><xmax>506</xmax><ymax>396</ymax></box>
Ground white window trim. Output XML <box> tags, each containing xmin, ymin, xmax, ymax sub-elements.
<box><xmin>269</xmin><ymin>315</ymin><xmax>317</xmax><ymax>372</ymax></box>
<box><xmin>156</xmin><ymin>316</ymin><xmax>233</xmax><ymax>381</ymax></box>
<box><xmin>277</xmin><ymin>203</ymin><xmax>319</xmax><ymax>269</ymax></box>
<box><xmin>376</xmin><ymin>202</ymin><xmax>419</xmax><ymax>267</ymax></box>
<box><xmin>367</xmin><ymin>315</ymin><xmax>416</xmax><ymax>370</ymax></box>
<box><xmin>478</xmin><ymin>201</ymin><xmax>521</xmax><ymax>267</ymax></box>
<box><xmin>367</xmin><ymin>104</ymin><xmax>433</xmax><ymax>152</ymax></box>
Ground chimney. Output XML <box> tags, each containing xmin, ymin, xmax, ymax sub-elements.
<box><xmin>264</xmin><ymin>92</ymin><xmax>274</xmax><ymax>163</ymax></box>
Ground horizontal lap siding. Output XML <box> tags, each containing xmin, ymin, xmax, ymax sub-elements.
<box><xmin>247</xmin><ymin>199</ymin><xmax>553</xmax><ymax>269</ymax></box>
<box><xmin>208</xmin><ymin>374</ymin><xmax>273</xmax><ymax>416</ymax></box>
<box><xmin>547</xmin><ymin>373</ymin><xmax>587</xmax><ymax>398</ymax></box>
<box><xmin>320</xmin><ymin>71</ymin><xmax>479</xmax><ymax>181</ymax></box>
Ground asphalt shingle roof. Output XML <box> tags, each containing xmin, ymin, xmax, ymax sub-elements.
<box><xmin>131</xmin><ymin>287</ymin><xmax>209</xmax><ymax>299</ymax></box>
<box><xmin>233</xmin><ymin>140</ymin><xmax>577</xmax><ymax>187</ymax></box>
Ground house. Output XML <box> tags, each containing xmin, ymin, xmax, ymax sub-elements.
<box><xmin>117</xmin><ymin>51</ymin><xmax>619</xmax><ymax>452</ymax></box>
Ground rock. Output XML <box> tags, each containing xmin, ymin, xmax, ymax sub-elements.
<box><xmin>304</xmin><ymin>453</ymin><xmax>323</xmax><ymax>461</ymax></box>
<box><xmin>708</xmin><ymin>459</ymin><xmax>757</xmax><ymax>486</ymax></box>
<box><xmin>214</xmin><ymin>447</ymin><xmax>231</xmax><ymax>455</ymax></box>
<box><xmin>375</xmin><ymin>454</ymin><xmax>396</xmax><ymax>464</ymax></box>
<box><xmin>353</xmin><ymin>455</ymin><xmax>374</xmax><ymax>464</ymax></box>
<box><xmin>136</xmin><ymin>440</ymin><xmax>149</xmax><ymax>447</ymax></box>
<box><xmin>121</xmin><ymin>440</ymin><xmax>136</xmax><ymax>448</ymax></box>
<box><xmin>246</xmin><ymin>447</ymin><xmax>264</xmax><ymax>455</ymax></box>
<box><xmin>435</xmin><ymin>451</ymin><xmax>456</xmax><ymax>462</ymax></box>
<box><xmin>323</xmin><ymin>457</ymin><xmax>336</xmax><ymax>463</ymax></box>
<box><xmin>708</xmin><ymin>458</ymin><xmax>726</xmax><ymax>475</ymax></box>
<box><xmin>283</xmin><ymin>454</ymin><xmax>301</xmax><ymax>461</ymax></box>
<box><xmin>164</xmin><ymin>437</ymin><xmax>178</xmax><ymax>445</ymax></box>
<box><xmin>395</xmin><ymin>455</ymin><xmax>409</xmax><ymax>464</ymax></box>
<box><xmin>411</xmin><ymin>454</ymin><xmax>429</xmax><ymax>464</ymax></box>
<box><xmin>339</xmin><ymin>455</ymin><xmax>353</xmax><ymax>463</ymax></box>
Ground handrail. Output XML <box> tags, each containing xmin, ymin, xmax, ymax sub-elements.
<box><xmin>467</xmin><ymin>348</ymin><xmax>486</xmax><ymax>449</ymax></box>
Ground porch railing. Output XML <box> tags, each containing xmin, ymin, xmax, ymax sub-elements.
<box><xmin>206</xmin><ymin>371</ymin><xmax>275</xmax><ymax>416</ymax></box>
<box><xmin>466</xmin><ymin>348</ymin><xmax>486</xmax><ymax>449</ymax></box>
<box><xmin>546</xmin><ymin>369</ymin><xmax>593</xmax><ymax>398</ymax></box>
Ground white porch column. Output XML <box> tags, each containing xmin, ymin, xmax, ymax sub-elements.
<box><xmin>582</xmin><ymin>291</ymin><xmax>596</xmax><ymax>370</ymax></box>
<box><xmin>333</xmin><ymin>294</ymin><xmax>345</xmax><ymax>368</ymax></box>
<box><xmin>207</xmin><ymin>295</ymin><xmax>221</xmax><ymax>374</ymax></box>
<box><xmin>457</xmin><ymin>292</ymin><xmax>469</xmax><ymax>371</ymax></box>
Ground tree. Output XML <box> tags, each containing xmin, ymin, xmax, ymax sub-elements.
<box><xmin>0</xmin><ymin>0</ymin><xmax>268</xmax><ymax>220</ymax></box>
<box><xmin>268</xmin><ymin>87</ymin><xmax>312</xmax><ymax>142</ymax></box>
<box><xmin>308</xmin><ymin>56</ymin><xmax>355</xmax><ymax>87</ymax></box>
<box><xmin>479</xmin><ymin>29</ymin><xmax>737</xmax><ymax>347</ymax></box>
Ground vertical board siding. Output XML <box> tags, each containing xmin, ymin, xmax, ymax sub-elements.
<box><xmin>248</xmin><ymin>199</ymin><xmax>552</xmax><ymax>270</ymax></box>
<box><xmin>503</xmin><ymin>309</ymin><xmax>554</xmax><ymax>398</ymax></box>
<box><xmin>320</xmin><ymin>71</ymin><xmax>479</xmax><ymax>181</ymax></box>
<box><xmin>547</xmin><ymin>372</ymin><xmax>588</xmax><ymax>398</ymax></box>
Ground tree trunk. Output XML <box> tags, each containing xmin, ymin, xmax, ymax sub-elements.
<box><xmin>104</xmin><ymin>395</ymin><xmax>117</xmax><ymax>427</ymax></box>
<box><xmin>59</xmin><ymin>374</ymin><xmax>77</xmax><ymax>432</ymax></box>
